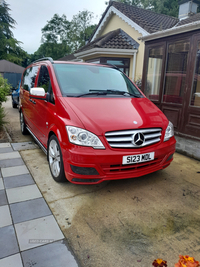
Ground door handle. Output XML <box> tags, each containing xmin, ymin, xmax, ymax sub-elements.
<box><xmin>29</xmin><ymin>99</ymin><xmax>36</xmax><ymax>104</ymax></box>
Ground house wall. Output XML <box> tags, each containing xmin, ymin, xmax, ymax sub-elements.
<box><xmin>100</xmin><ymin>14</ymin><xmax>145</xmax><ymax>81</ymax></box>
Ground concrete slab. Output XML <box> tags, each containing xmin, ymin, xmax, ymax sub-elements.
<box><xmin>0</xmin><ymin>254</ymin><xmax>23</xmax><ymax>267</ymax></box>
<box><xmin>0</xmin><ymin>151</ymin><xmax>20</xmax><ymax>160</ymax></box>
<box><xmin>15</xmin><ymin>215</ymin><xmax>64</xmax><ymax>251</ymax></box>
<box><xmin>0</xmin><ymin>143</ymin><xmax>11</xmax><ymax>148</ymax></box>
<box><xmin>0</xmin><ymin>179</ymin><xmax>3</xmax><ymax>190</ymax></box>
<box><xmin>10</xmin><ymin>198</ymin><xmax>52</xmax><ymax>224</ymax></box>
<box><xmin>6</xmin><ymin>184</ymin><xmax>42</xmax><ymax>204</ymax></box>
<box><xmin>21</xmin><ymin>240</ymin><xmax>78</xmax><ymax>267</ymax></box>
<box><xmin>0</xmin><ymin>225</ymin><xmax>19</xmax><ymax>259</ymax></box>
<box><xmin>3</xmin><ymin>174</ymin><xmax>34</xmax><ymax>189</ymax></box>
<box><xmin>11</xmin><ymin>142</ymin><xmax>38</xmax><ymax>151</ymax></box>
<box><xmin>0</xmin><ymin>158</ymin><xmax>24</xmax><ymax>168</ymax></box>
<box><xmin>2</xmin><ymin>165</ymin><xmax>29</xmax><ymax>178</ymax></box>
<box><xmin>0</xmin><ymin>190</ymin><xmax>8</xmax><ymax>206</ymax></box>
<box><xmin>0</xmin><ymin>147</ymin><xmax>13</xmax><ymax>153</ymax></box>
<box><xmin>0</xmin><ymin>205</ymin><xmax>12</xmax><ymax>228</ymax></box>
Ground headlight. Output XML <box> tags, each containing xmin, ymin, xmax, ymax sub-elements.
<box><xmin>66</xmin><ymin>126</ymin><xmax>105</xmax><ymax>149</ymax></box>
<box><xmin>164</xmin><ymin>121</ymin><xmax>174</xmax><ymax>141</ymax></box>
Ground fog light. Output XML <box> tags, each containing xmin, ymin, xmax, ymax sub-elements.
<box><xmin>70</xmin><ymin>165</ymin><xmax>99</xmax><ymax>175</ymax></box>
<box><xmin>166</xmin><ymin>154</ymin><xmax>174</xmax><ymax>162</ymax></box>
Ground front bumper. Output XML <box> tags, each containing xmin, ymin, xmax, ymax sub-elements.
<box><xmin>62</xmin><ymin>137</ymin><xmax>176</xmax><ymax>184</ymax></box>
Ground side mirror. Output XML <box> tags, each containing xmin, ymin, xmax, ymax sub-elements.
<box><xmin>30</xmin><ymin>87</ymin><xmax>46</xmax><ymax>100</ymax></box>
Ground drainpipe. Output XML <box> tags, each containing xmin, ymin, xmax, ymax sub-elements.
<box><xmin>132</xmin><ymin>51</ymin><xmax>137</xmax><ymax>81</ymax></box>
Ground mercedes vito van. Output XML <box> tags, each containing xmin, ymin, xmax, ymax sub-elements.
<box><xmin>19</xmin><ymin>57</ymin><xmax>176</xmax><ymax>184</ymax></box>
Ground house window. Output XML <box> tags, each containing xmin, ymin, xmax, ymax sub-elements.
<box><xmin>163</xmin><ymin>40</ymin><xmax>190</xmax><ymax>104</ymax></box>
<box><xmin>86</xmin><ymin>57</ymin><xmax>130</xmax><ymax>76</ymax></box>
<box><xmin>191</xmin><ymin>42</ymin><xmax>200</xmax><ymax>107</ymax></box>
<box><xmin>144</xmin><ymin>46</ymin><xmax>163</xmax><ymax>101</ymax></box>
<box><xmin>86</xmin><ymin>58</ymin><xmax>100</xmax><ymax>64</ymax></box>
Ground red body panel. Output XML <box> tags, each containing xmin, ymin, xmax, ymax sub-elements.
<box><xmin>20</xmin><ymin>61</ymin><xmax>176</xmax><ymax>184</ymax></box>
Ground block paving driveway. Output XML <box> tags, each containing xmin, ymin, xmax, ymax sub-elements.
<box><xmin>0</xmin><ymin>143</ymin><xmax>78</xmax><ymax>267</ymax></box>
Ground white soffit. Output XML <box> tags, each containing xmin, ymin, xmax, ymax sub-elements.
<box><xmin>139</xmin><ymin>20</ymin><xmax>200</xmax><ymax>42</ymax></box>
<box><xmin>74</xmin><ymin>48</ymin><xmax>138</xmax><ymax>59</ymax></box>
<box><xmin>91</xmin><ymin>6</ymin><xmax>149</xmax><ymax>42</ymax></box>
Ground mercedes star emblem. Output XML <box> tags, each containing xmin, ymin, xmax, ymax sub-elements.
<box><xmin>132</xmin><ymin>132</ymin><xmax>145</xmax><ymax>146</ymax></box>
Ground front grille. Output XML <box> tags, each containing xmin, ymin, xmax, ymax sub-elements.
<box><xmin>105</xmin><ymin>128</ymin><xmax>162</xmax><ymax>148</ymax></box>
<box><xmin>101</xmin><ymin>158</ymin><xmax>162</xmax><ymax>174</ymax></box>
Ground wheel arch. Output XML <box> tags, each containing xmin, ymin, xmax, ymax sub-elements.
<box><xmin>47</xmin><ymin>127</ymin><xmax>62</xmax><ymax>146</ymax></box>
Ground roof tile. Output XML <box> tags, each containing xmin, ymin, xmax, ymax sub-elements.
<box><xmin>76</xmin><ymin>29</ymin><xmax>139</xmax><ymax>54</ymax></box>
<box><xmin>176</xmin><ymin>12</ymin><xmax>200</xmax><ymax>26</ymax></box>
<box><xmin>111</xmin><ymin>1</ymin><xmax>178</xmax><ymax>33</ymax></box>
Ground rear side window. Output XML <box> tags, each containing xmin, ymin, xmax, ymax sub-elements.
<box><xmin>37</xmin><ymin>65</ymin><xmax>50</xmax><ymax>93</ymax></box>
<box><xmin>22</xmin><ymin>66</ymin><xmax>39</xmax><ymax>91</ymax></box>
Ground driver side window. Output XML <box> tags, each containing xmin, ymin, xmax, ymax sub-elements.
<box><xmin>38</xmin><ymin>65</ymin><xmax>50</xmax><ymax>93</ymax></box>
<box><xmin>38</xmin><ymin>65</ymin><xmax>55</xmax><ymax>104</ymax></box>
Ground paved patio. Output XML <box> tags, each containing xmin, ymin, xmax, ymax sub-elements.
<box><xmin>0</xmin><ymin>143</ymin><xmax>79</xmax><ymax>267</ymax></box>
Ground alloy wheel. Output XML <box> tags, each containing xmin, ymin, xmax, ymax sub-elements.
<box><xmin>48</xmin><ymin>139</ymin><xmax>61</xmax><ymax>177</ymax></box>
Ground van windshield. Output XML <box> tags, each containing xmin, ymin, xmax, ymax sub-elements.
<box><xmin>53</xmin><ymin>63</ymin><xmax>142</xmax><ymax>98</ymax></box>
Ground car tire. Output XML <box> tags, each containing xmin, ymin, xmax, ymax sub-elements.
<box><xmin>20</xmin><ymin>111</ymin><xmax>29</xmax><ymax>135</ymax></box>
<box><xmin>48</xmin><ymin>135</ymin><xmax>67</xmax><ymax>183</ymax></box>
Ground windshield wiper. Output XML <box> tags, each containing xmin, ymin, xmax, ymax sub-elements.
<box><xmin>76</xmin><ymin>89</ymin><xmax>142</xmax><ymax>98</ymax></box>
<box><xmin>89</xmin><ymin>89</ymin><xmax>142</xmax><ymax>98</ymax></box>
<box><xmin>76</xmin><ymin>91</ymin><xmax>108</xmax><ymax>97</ymax></box>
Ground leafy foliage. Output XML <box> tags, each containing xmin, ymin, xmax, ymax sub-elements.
<box><xmin>0</xmin><ymin>1</ymin><xmax>29</xmax><ymax>66</ymax></box>
<box><xmin>0</xmin><ymin>75</ymin><xmax>10</xmax><ymax>103</ymax></box>
<box><xmin>0</xmin><ymin>75</ymin><xmax>10</xmax><ymax>128</ymax></box>
<box><xmin>0</xmin><ymin>105</ymin><xmax>7</xmax><ymax>128</ymax></box>
<box><xmin>68</xmin><ymin>11</ymin><xmax>96</xmax><ymax>51</ymax></box>
<box><xmin>32</xmin><ymin>11</ymin><xmax>96</xmax><ymax>61</ymax></box>
<box><xmin>41</xmin><ymin>14</ymin><xmax>70</xmax><ymax>44</ymax></box>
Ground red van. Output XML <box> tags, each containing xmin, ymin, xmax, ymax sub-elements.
<box><xmin>19</xmin><ymin>58</ymin><xmax>176</xmax><ymax>184</ymax></box>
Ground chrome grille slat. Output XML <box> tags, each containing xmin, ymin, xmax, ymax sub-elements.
<box><xmin>105</xmin><ymin>128</ymin><xmax>161</xmax><ymax>136</ymax></box>
<box><xmin>105</xmin><ymin>128</ymin><xmax>162</xmax><ymax>148</ymax></box>
<box><xmin>106</xmin><ymin>137</ymin><xmax>133</xmax><ymax>142</ymax></box>
<box><xmin>144</xmin><ymin>133</ymin><xmax>162</xmax><ymax>139</ymax></box>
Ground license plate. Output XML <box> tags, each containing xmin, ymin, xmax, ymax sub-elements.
<box><xmin>122</xmin><ymin>152</ymin><xmax>155</xmax><ymax>165</ymax></box>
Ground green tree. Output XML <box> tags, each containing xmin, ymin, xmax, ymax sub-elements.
<box><xmin>68</xmin><ymin>10</ymin><xmax>96</xmax><ymax>51</ymax></box>
<box><xmin>41</xmin><ymin>14</ymin><xmax>70</xmax><ymax>44</ymax></box>
<box><xmin>0</xmin><ymin>1</ymin><xmax>28</xmax><ymax>65</ymax></box>
<box><xmin>33</xmin><ymin>10</ymin><xmax>97</xmax><ymax>60</ymax></box>
<box><xmin>0</xmin><ymin>75</ymin><xmax>10</xmax><ymax>127</ymax></box>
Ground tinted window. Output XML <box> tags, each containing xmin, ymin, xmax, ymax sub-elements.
<box><xmin>191</xmin><ymin>42</ymin><xmax>200</xmax><ymax>107</ymax></box>
<box><xmin>23</xmin><ymin>66</ymin><xmax>39</xmax><ymax>91</ymax></box>
<box><xmin>144</xmin><ymin>46</ymin><xmax>163</xmax><ymax>101</ymax></box>
<box><xmin>37</xmin><ymin>66</ymin><xmax>50</xmax><ymax>93</ymax></box>
<box><xmin>163</xmin><ymin>40</ymin><xmax>190</xmax><ymax>104</ymax></box>
<box><xmin>53</xmin><ymin>64</ymin><xmax>141</xmax><ymax>97</ymax></box>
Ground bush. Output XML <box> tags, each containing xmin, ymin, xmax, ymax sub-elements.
<box><xmin>0</xmin><ymin>75</ymin><xmax>11</xmax><ymax>104</ymax></box>
<box><xmin>0</xmin><ymin>75</ymin><xmax>10</xmax><ymax>128</ymax></box>
<box><xmin>0</xmin><ymin>106</ymin><xmax>7</xmax><ymax>128</ymax></box>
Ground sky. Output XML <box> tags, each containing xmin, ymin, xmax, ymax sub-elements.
<box><xmin>7</xmin><ymin>0</ymin><xmax>107</xmax><ymax>54</ymax></box>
